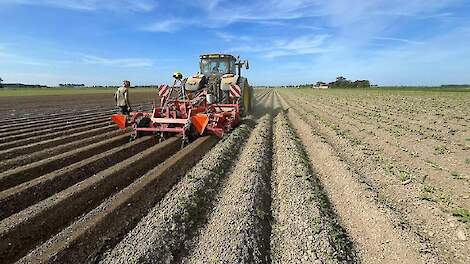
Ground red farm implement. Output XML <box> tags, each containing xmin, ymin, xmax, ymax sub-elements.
<box><xmin>111</xmin><ymin>53</ymin><xmax>252</xmax><ymax>145</ymax></box>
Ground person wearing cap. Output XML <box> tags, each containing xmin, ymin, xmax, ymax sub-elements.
<box><xmin>114</xmin><ymin>80</ymin><xmax>132</xmax><ymax>115</ymax></box>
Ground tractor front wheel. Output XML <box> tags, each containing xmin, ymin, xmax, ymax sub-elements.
<box><xmin>135</xmin><ymin>116</ymin><xmax>152</xmax><ymax>138</ymax></box>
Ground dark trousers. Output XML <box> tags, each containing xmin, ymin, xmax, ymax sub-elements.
<box><xmin>119</xmin><ymin>106</ymin><xmax>130</xmax><ymax>115</ymax></box>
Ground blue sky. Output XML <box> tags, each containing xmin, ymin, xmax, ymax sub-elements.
<box><xmin>0</xmin><ymin>0</ymin><xmax>469</xmax><ymax>86</ymax></box>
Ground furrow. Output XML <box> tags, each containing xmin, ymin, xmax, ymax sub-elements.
<box><xmin>0</xmin><ymin>128</ymin><xmax>129</xmax><ymax>172</ymax></box>
<box><xmin>0</xmin><ymin>119</ymin><xmax>112</xmax><ymax>151</ymax></box>
<box><xmin>0</xmin><ymin>137</ymin><xmax>182</xmax><ymax>264</ymax></box>
<box><xmin>17</xmin><ymin>136</ymin><xmax>218</xmax><ymax>264</ymax></box>
<box><xmin>0</xmin><ymin>113</ymin><xmax>111</xmax><ymax>137</ymax></box>
<box><xmin>278</xmin><ymin>92</ymin><xmax>434</xmax><ymax>263</ymax></box>
<box><xmin>0</xmin><ymin>108</ymin><xmax>115</xmax><ymax>128</ymax></box>
<box><xmin>0</xmin><ymin>135</ymin><xmax>158</xmax><ymax>220</ymax></box>
<box><xmin>99</xmin><ymin>122</ymin><xmax>253</xmax><ymax>263</ymax></box>
<box><xmin>0</xmin><ymin>124</ymin><xmax>115</xmax><ymax>161</ymax></box>
<box><xmin>271</xmin><ymin>110</ymin><xmax>355</xmax><ymax>263</ymax></box>
<box><xmin>254</xmin><ymin>90</ymin><xmax>270</xmax><ymax>102</ymax></box>
<box><xmin>0</xmin><ymin>102</ymin><xmax>148</xmax><ymax>124</ymax></box>
<box><xmin>184</xmin><ymin>114</ymin><xmax>273</xmax><ymax>263</ymax></box>
<box><xmin>254</xmin><ymin>90</ymin><xmax>274</xmax><ymax>116</ymax></box>
<box><xmin>0</xmin><ymin>131</ymin><xmax>130</xmax><ymax>191</ymax></box>
<box><xmin>0</xmin><ymin>115</ymin><xmax>110</xmax><ymax>143</ymax></box>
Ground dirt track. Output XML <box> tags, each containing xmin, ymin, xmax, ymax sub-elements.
<box><xmin>0</xmin><ymin>89</ymin><xmax>468</xmax><ymax>263</ymax></box>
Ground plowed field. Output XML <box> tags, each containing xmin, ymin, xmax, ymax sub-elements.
<box><xmin>0</xmin><ymin>88</ymin><xmax>468</xmax><ymax>263</ymax></box>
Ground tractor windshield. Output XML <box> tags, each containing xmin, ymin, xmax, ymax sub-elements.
<box><xmin>200</xmin><ymin>59</ymin><xmax>235</xmax><ymax>76</ymax></box>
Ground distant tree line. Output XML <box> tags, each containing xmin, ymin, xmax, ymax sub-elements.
<box><xmin>59</xmin><ymin>83</ymin><xmax>85</xmax><ymax>87</ymax></box>
<box><xmin>440</xmin><ymin>84</ymin><xmax>470</xmax><ymax>88</ymax></box>
<box><xmin>1</xmin><ymin>83</ymin><xmax>48</xmax><ymax>88</ymax></box>
<box><xmin>270</xmin><ymin>76</ymin><xmax>372</xmax><ymax>89</ymax></box>
<box><xmin>329</xmin><ymin>76</ymin><xmax>370</xmax><ymax>88</ymax></box>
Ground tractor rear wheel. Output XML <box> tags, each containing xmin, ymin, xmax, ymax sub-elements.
<box><xmin>239</xmin><ymin>78</ymin><xmax>252</xmax><ymax>116</ymax></box>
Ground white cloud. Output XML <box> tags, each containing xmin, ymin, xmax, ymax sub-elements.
<box><xmin>215</xmin><ymin>32</ymin><xmax>252</xmax><ymax>42</ymax></box>
<box><xmin>2</xmin><ymin>72</ymin><xmax>68</xmax><ymax>85</ymax></box>
<box><xmin>0</xmin><ymin>45</ymin><xmax>50</xmax><ymax>66</ymax></box>
<box><xmin>286</xmin><ymin>25</ymin><xmax>470</xmax><ymax>86</ymax></box>
<box><xmin>1</xmin><ymin>42</ymin><xmax>153</xmax><ymax>68</ymax></box>
<box><xmin>146</xmin><ymin>0</ymin><xmax>461</xmax><ymax>31</ymax></box>
<box><xmin>374</xmin><ymin>11</ymin><xmax>454</xmax><ymax>19</ymax></box>
<box><xmin>231</xmin><ymin>34</ymin><xmax>329</xmax><ymax>58</ymax></box>
<box><xmin>2</xmin><ymin>0</ymin><xmax>468</xmax><ymax>86</ymax></box>
<box><xmin>82</xmin><ymin>55</ymin><xmax>153</xmax><ymax>67</ymax></box>
<box><xmin>205</xmin><ymin>0</ymin><xmax>221</xmax><ymax>10</ymax></box>
<box><xmin>0</xmin><ymin>0</ymin><xmax>158</xmax><ymax>12</ymax></box>
<box><xmin>127</xmin><ymin>0</ymin><xmax>158</xmax><ymax>12</ymax></box>
<box><xmin>374</xmin><ymin>37</ymin><xmax>424</xmax><ymax>45</ymax></box>
<box><xmin>142</xmin><ymin>19</ymin><xmax>188</xmax><ymax>32</ymax></box>
<box><xmin>141</xmin><ymin>0</ymin><xmax>325</xmax><ymax>32</ymax></box>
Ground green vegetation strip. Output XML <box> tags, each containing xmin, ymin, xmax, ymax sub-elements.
<box><xmin>453</xmin><ymin>208</ymin><xmax>470</xmax><ymax>223</ymax></box>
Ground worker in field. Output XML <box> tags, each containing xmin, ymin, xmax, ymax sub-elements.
<box><xmin>114</xmin><ymin>80</ymin><xmax>132</xmax><ymax>115</ymax></box>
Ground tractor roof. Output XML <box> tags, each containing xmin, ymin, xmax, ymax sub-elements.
<box><xmin>200</xmin><ymin>54</ymin><xmax>236</xmax><ymax>60</ymax></box>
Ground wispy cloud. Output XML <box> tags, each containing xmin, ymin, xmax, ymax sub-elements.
<box><xmin>231</xmin><ymin>34</ymin><xmax>329</xmax><ymax>58</ymax></box>
<box><xmin>2</xmin><ymin>0</ymin><xmax>469</xmax><ymax>86</ymax></box>
<box><xmin>0</xmin><ymin>0</ymin><xmax>158</xmax><ymax>12</ymax></box>
<box><xmin>215</xmin><ymin>32</ymin><xmax>253</xmax><ymax>42</ymax></box>
<box><xmin>141</xmin><ymin>0</ymin><xmax>458</xmax><ymax>37</ymax></box>
<box><xmin>375</xmin><ymin>11</ymin><xmax>454</xmax><ymax>19</ymax></box>
<box><xmin>82</xmin><ymin>55</ymin><xmax>153</xmax><ymax>67</ymax></box>
<box><xmin>141</xmin><ymin>0</ymin><xmax>325</xmax><ymax>32</ymax></box>
<box><xmin>374</xmin><ymin>37</ymin><xmax>425</xmax><ymax>45</ymax></box>
<box><xmin>0</xmin><ymin>44</ymin><xmax>50</xmax><ymax>66</ymax></box>
<box><xmin>1</xmin><ymin>42</ymin><xmax>153</xmax><ymax>68</ymax></box>
<box><xmin>141</xmin><ymin>19</ymin><xmax>188</xmax><ymax>32</ymax></box>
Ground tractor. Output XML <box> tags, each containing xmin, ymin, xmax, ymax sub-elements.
<box><xmin>111</xmin><ymin>53</ymin><xmax>253</xmax><ymax>145</ymax></box>
<box><xmin>186</xmin><ymin>53</ymin><xmax>252</xmax><ymax>114</ymax></box>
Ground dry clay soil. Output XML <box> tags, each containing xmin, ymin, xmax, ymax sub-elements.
<box><xmin>0</xmin><ymin>89</ymin><xmax>468</xmax><ymax>263</ymax></box>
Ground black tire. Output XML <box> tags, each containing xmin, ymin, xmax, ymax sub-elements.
<box><xmin>136</xmin><ymin>116</ymin><xmax>152</xmax><ymax>137</ymax></box>
<box><xmin>187</xmin><ymin>124</ymin><xmax>200</xmax><ymax>142</ymax></box>
<box><xmin>238</xmin><ymin>78</ymin><xmax>251</xmax><ymax>116</ymax></box>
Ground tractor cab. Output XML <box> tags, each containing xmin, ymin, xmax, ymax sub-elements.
<box><xmin>199</xmin><ymin>54</ymin><xmax>248</xmax><ymax>77</ymax></box>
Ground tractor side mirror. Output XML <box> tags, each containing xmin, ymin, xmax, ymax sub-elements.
<box><xmin>245</xmin><ymin>60</ymin><xmax>249</xmax><ymax>70</ymax></box>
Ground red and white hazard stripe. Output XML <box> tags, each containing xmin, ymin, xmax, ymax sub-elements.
<box><xmin>229</xmin><ymin>84</ymin><xmax>241</xmax><ymax>98</ymax></box>
<box><xmin>158</xmin><ymin>84</ymin><xmax>170</xmax><ymax>97</ymax></box>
